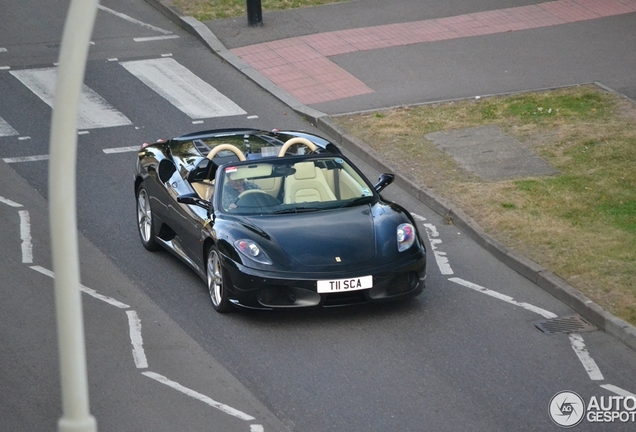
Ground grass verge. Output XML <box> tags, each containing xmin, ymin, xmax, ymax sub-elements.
<box><xmin>173</xmin><ymin>0</ymin><xmax>344</xmax><ymax>21</ymax></box>
<box><xmin>334</xmin><ymin>85</ymin><xmax>636</xmax><ymax>326</ymax></box>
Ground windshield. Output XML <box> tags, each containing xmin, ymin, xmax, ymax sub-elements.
<box><xmin>217</xmin><ymin>156</ymin><xmax>376</xmax><ymax>215</ymax></box>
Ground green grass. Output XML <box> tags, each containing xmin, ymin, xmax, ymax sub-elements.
<box><xmin>335</xmin><ymin>85</ymin><xmax>636</xmax><ymax>325</ymax></box>
<box><xmin>173</xmin><ymin>0</ymin><xmax>345</xmax><ymax>21</ymax></box>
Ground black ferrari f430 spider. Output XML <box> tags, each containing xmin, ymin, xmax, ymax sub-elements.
<box><xmin>135</xmin><ymin>128</ymin><xmax>426</xmax><ymax>312</ymax></box>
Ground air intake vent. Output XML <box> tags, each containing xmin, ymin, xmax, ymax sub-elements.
<box><xmin>534</xmin><ymin>315</ymin><xmax>596</xmax><ymax>335</ymax></box>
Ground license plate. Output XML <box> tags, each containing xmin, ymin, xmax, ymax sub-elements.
<box><xmin>317</xmin><ymin>275</ymin><xmax>373</xmax><ymax>293</ymax></box>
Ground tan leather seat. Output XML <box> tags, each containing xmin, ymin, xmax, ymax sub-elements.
<box><xmin>284</xmin><ymin>162</ymin><xmax>336</xmax><ymax>203</ymax></box>
<box><xmin>191</xmin><ymin>179</ymin><xmax>215</xmax><ymax>201</ymax></box>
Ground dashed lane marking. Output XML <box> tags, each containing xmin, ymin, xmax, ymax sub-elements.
<box><xmin>142</xmin><ymin>372</ymin><xmax>256</xmax><ymax>421</ymax></box>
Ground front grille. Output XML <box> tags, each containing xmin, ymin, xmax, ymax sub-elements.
<box><xmin>323</xmin><ymin>290</ymin><xmax>366</xmax><ymax>306</ymax></box>
<box><xmin>258</xmin><ymin>286</ymin><xmax>296</xmax><ymax>306</ymax></box>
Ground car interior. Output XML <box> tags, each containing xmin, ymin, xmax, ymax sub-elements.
<box><xmin>187</xmin><ymin>142</ymin><xmax>371</xmax><ymax>211</ymax></box>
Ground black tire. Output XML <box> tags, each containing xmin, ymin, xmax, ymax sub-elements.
<box><xmin>136</xmin><ymin>183</ymin><xmax>160</xmax><ymax>251</ymax></box>
<box><xmin>206</xmin><ymin>246</ymin><xmax>233</xmax><ymax>313</ymax></box>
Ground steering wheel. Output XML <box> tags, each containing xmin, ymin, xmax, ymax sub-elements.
<box><xmin>278</xmin><ymin>137</ymin><xmax>318</xmax><ymax>157</ymax></box>
<box><xmin>235</xmin><ymin>190</ymin><xmax>280</xmax><ymax>208</ymax></box>
<box><xmin>207</xmin><ymin>144</ymin><xmax>246</xmax><ymax>161</ymax></box>
<box><xmin>237</xmin><ymin>189</ymin><xmax>269</xmax><ymax>199</ymax></box>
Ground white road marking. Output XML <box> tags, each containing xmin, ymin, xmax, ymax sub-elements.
<box><xmin>15</xmin><ymin>218</ymin><xmax>261</xmax><ymax>425</ymax></box>
<box><xmin>103</xmin><ymin>146</ymin><xmax>139</xmax><ymax>154</ymax></box>
<box><xmin>18</xmin><ymin>136</ymin><xmax>31</xmax><ymax>141</ymax></box>
<box><xmin>18</xmin><ymin>210</ymin><xmax>33</xmax><ymax>264</ymax></box>
<box><xmin>449</xmin><ymin>277</ymin><xmax>557</xmax><ymax>319</ymax></box>
<box><xmin>0</xmin><ymin>47</ymin><xmax>7</xmax><ymax>52</ymax></box>
<box><xmin>0</xmin><ymin>116</ymin><xmax>18</xmax><ymax>137</ymax></box>
<box><xmin>3</xmin><ymin>154</ymin><xmax>49</xmax><ymax>163</ymax></box>
<box><xmin>30</xmin><ymin>265</ymin><xmax>131</xmax><ymax>309</ymax></box>
<box><xmin>142</xmin><ymin>371</ymin><xmax>256</xmax><ymax>421</ymax></box>
<box><xmin>569</xmin><ymin>333</ymin><xmax>604</xmax><ymax>381</ymax></box>
<box><xmin>0</xmin><ymin>66</ymin><xmax>9</xmax><ymax>70</ymax></box>
<box><xmin>449</xmin><ymin>277</ymin><xmax>609</xmax><ymax>383</ymax></box>
<box><xmin>134</xmin><ymin>35</ymin><xmax>180</xmax><ymax>42</ymax></box>
<box><xmin>98</xmin><ymin>5</ymin><xmax>173</xmax><ymax>35</ymax></box>
<box><xmin>600</xmin><ymin>384</ymin><xmax>636</xmax><ymax>397</ymax></box>
<box><xmin>126</xmin><ymin>310</ymin><xmax>148</xmax><ymax>369</ymax></box>
<box><xmin>120</xmin><ymin>58</ymin><xmax>247</xmax><ymax>119</ymax></box>
<box><xmin>423</xmin><ymin>223</ymin><xmax>454</xmax><ymax>275</ymax></box>
<box><xmin>0</xmin><ymin>196</ymin><xmax>22</xmax><ymax>207</ymax></box>
<box><xmin>10</xmin><ymin>67</ymin><xmax>132</xmax><ymax>129</ymax></box>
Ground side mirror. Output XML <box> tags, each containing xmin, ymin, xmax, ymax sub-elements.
<box><xmin>177</xmin><ymin>193</ymin><xmax>211</xmax><ymax>211</ymax></box>
<box><xmin>374</xmin><ymin>173</ymin><xmax>395</xmax><ymax>193</ymax></box>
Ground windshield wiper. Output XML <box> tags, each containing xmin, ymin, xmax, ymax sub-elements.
<box><xmin>271</xmin><ymin>206</ymin><xmax>320</xmax><ymax>214</ymax></box>
<box><xmin>338</xmin><ymin>196</ymin><xmax>375</xmax><ymax>208</ymax></box>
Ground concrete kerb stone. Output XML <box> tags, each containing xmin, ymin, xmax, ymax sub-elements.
<box><xmin>143</xmin><ymin>0</ymin><xmax>636</xmax><ymax>352</ymax></box>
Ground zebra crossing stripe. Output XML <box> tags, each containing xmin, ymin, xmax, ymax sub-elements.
<box><xmin>0</xmin><ymin>116</ymin><xmax>18</xmax><ymax>137</ymax></box>
<box><xmin>9</xmin><ymin>67</ymin><xmax>132</xmax><ymax>130</ymax></box>
<box><xmin>120</xmin><ymin>58</ymin><xmax>246</xmax><ymax>119</ymax></box>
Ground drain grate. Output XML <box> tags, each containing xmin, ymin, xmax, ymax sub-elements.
<box><xmin>534</xmin><ymin>315</ymin><xmax>596</xmax><ymax>335</ymax></box>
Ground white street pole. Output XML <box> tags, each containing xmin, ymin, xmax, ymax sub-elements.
<box><xmin>49</xmin><ymin>1</ymin><xmax>100</xmax><ymax>431</ymax></box>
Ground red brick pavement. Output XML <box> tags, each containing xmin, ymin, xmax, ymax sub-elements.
<box><xmin>231</xmin><ymin>0</ymin><xmax>636</xmax><ymax>105</ymax></box>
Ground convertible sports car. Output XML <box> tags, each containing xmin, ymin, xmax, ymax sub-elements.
<box><xmin>135</xmin><ymin>128</ymin><xmax>426</xmax><ymax>312</ymax></box>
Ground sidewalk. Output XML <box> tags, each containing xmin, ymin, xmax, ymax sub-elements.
<box><xmin>147</xmin><ymin>0</ymin><xmax>636</xmax><ymax>351</ymax></box>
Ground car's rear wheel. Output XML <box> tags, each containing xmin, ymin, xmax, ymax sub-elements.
<box><xmin>136</xmin><ymin>183</ymin><xmax>160</xmax><ymax>251</ymax></box>
<box><xmin>207</xmin><ymin>246</ymin><xmax>232</xmax><ymax>313</ymax></box>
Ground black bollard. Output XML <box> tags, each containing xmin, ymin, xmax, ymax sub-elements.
<box><xmin>246</xmin><ymin>0</ymin><xmax>263</xmax><ymax>26</ymax></box>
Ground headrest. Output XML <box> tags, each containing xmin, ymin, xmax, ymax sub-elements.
<box><xmin>293</xmin><ymin>162</ymin><xmax>317</xmax><ymax>180</ymax></box>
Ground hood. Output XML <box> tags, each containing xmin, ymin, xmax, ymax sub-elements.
<box><xmin>244</xmin><ymin>206</ymin><xmax>376</xmax><ymax>267</ymax></box>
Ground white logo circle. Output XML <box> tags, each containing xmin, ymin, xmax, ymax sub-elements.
<box><xmin>549</xmin><ymin>391</ymin><xmax>585</xmax><ymax>428</ymax></box>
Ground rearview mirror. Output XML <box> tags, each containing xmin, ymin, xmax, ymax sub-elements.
<box><xmin>374</xmin><ymin>173</ymin><xmax>395</xmax><ymax>193</ymax></box>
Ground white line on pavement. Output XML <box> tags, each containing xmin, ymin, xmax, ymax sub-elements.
<box><xmin>30</xmin><ymin>265</ymin><xmax>131</xmax><ymax>309</ymax></box>
<box><xmin>142</xmin><ymin>371</ymin><xmax>256</xmax><ymax>421</ymax></box>
<box><xmin>126</xmin><ymin>310</ymin><xmax>148</xmax><ymax>369</ymax></box>
<box><xmin>569</xmin><ymin>333</ymin><xmax>604</xmax><ymax>381</ymax></box>
<box><xmin>103</xmin><ymin>146</ymin><xmax>139</xmax><ymax>154</ymax></box>
<box><xmin>120</xmin><ymin>57</ymin><xmax>246</xmax><ymax>119</ymax></box>
<box><xmin>18</xmin><ymin>210</ymin><xmax>33</xmax><ymax>264</ymax></box>
<box><xmin>449</xmin><ymin>277</ymin><xmax>557</xmax><ymax>319</ymax></box>
<box><xmin>133</xmin><ymin>35</ymin><xmax>180</xmax><ymax>42</ymax></box>
<box><xmin>600</xmin><ymin>384</ymin><xmax>636</xmax><ymax>397</ymax></box>
<box><xmin>10</xmin><ymin>67</ymin><xmax>132</xmax><ymax>129</ymax></box>
<box><xmin>0</xmin><ymin>196</ymin><xmax>23</xmax><ymax>207</ymax></box>
<box><xmin>98</xmin><ymin>5</ymin><xmax>173</xmax><ymax>35</ymax></box>
<box><xmin>3</xmin><ymin>154</ymin><xmax>49</xmax><ymax>163</ymax></box>
<box><xmin>423</xmin><ymin>223</ymin><xmax>454</xmax><ymax>275</ymax></box>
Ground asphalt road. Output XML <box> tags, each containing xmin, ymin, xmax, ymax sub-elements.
<box><xmin>1</xmin><ymin>1</ymin><xmax>635</xmax><ymax>431</ymax></box>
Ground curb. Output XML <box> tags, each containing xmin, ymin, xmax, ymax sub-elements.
<box><xmin>144</xmin><ymin>0</ymin><xmax>636</xmax><ymax>352</ymax></box>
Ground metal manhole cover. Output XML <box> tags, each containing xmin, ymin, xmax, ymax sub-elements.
<box><xmin>534</xmin><ymin>315</ymin><xmax>596</xmax><ymax>335</ymax></box>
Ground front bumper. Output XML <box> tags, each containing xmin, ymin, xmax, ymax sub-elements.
<box><xmin>223</xmin><ymin>253</ymin><xmax>426</xmax><ymax>309</ymax></box>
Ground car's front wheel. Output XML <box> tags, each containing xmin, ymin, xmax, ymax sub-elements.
<box><xmin>136</xmin><ymin>183</ymin><xmax>160</xmax><ymax>251</ymax></box>
<box><xmin>206</xmin><ymin>246</ymin><xmax>232</xmax><ymax>313</ymax></box>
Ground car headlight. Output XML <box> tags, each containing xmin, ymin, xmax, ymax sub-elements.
<box><xmin>234</xmin><ymin>239</ymin><xmax>272</xmax><ymax>265</ymax></box>
<box><xmin>397</xmin><ymin>223</ymin><xmax>415</xmax><ymax>252</ymax></box>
